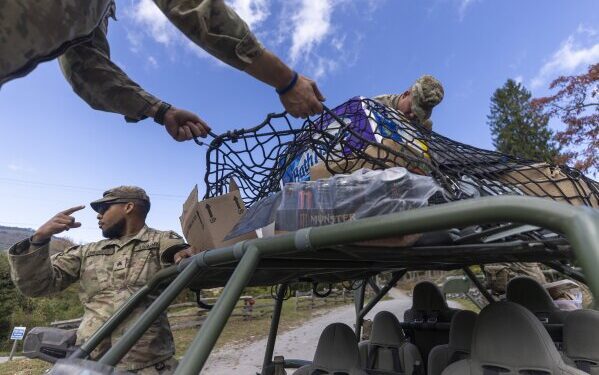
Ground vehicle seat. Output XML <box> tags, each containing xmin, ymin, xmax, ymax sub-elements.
<box><xmin>403</xmin><ymin>282</ymin><xmax>459</xmax><ymax>365</ymax></box>
<box><xmin>506</xmin><ymin>276</ymin><xmax>568</xmax><ymax>324</ymax></box>
<box><xmin>427</xmin><ymin>310</ymin><xmax>477</xmax><ymax>375</ymax></box>
<box><xmin>293</xmin><ymin>323</ymin><xmax>367</xmax><ymax>375</ymax></box>
<box><xmin>563</xmin><ymin>309</ymin><xmax>599</xmax><ymax>374</ymax></box>
<box><xmin>441</xmin><ymin>302</ymin><xmax>585</xmax><ymax>375</ymax></box>
<box><xmin>359</xmin><ymin>311</ymin><xmax>423</xmax><ymax>375</ymax></box>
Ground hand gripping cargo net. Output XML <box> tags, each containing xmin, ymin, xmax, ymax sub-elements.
<box><xmin>201</xmin><ymin>97</ymin><xmax>599</xmax><ymax>208</ymax></box>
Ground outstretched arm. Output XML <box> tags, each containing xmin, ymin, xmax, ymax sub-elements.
<box><xmin>156</xmin><ymin>0</ymin><xmax>325</xmax><ymax>117</ymax></box>
<box><xmin>58</xmin><ymin>16</ymin><xmax>209</xmax><ymax>141</ymax></box>
<box><xmin>245</xmin><ymin>50</ymin><xmax>325</xmax><ymax>118</ymax></box>
<box><xmin>8</xmin><ymin>206</ymin><xmax>86</xmax><ymax>297</ymax></box>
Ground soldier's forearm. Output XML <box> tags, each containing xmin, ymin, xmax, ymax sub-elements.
<box><xmin>8</xmin><ymin>239</ymin><xmax>56</xmax><ymax>297</ymax></box>
<box><xmin>244</xmin><ymin>50</ymin><xmax>295</xmax><ymax>91</ymax></box>
<box><xmin>156</xmin><ymin>0</ymin><xmax>264</xmax><ymax>70</ymax></box>
<box><xmin>8</xmin><ymin>238</ymin><xmax>81</xmax><ymax>297</ymax></box>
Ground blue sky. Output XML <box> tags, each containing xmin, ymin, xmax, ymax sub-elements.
<box><xmin>1</xmin><ymin>0</ymin><xmax>598</xmax><ymax>244</ymax></box>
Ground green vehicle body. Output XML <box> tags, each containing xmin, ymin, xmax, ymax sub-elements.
<box><xmin>51</xmin><ymin>195</ymin><xmax>599</xmax><ymax>374</ymax></box>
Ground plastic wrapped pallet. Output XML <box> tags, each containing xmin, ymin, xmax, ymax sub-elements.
<box><xmin>275</xmin><ymin>167</ymin><xmax>442</xmax><ymax>247</ymax></box>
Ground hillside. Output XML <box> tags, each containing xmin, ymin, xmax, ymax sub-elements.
<box><xmin>0</xmin><ymin>225</ymin><xmax>76</xmax><ymax>253</ymax></box>
<box><xmin>0</xmin><ymin>225</ymin><xmax>34</xmax><ymax>251</ymax></box>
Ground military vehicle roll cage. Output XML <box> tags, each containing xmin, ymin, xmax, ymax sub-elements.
<box><xmin>53</xmin><ymin>195</ymin><xmax>599</xmax><ymax>374</ymax></box>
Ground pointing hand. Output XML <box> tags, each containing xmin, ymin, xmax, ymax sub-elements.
<box><xmin>32</xmin><ymin>205</ymin><xmax>85</xmax><ymax>243</ymax></box>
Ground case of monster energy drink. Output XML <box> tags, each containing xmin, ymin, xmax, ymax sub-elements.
<box><xmin>275</xmin><ymin>167</ymin><xmax>441</xmax><ymax>231</ymax></box>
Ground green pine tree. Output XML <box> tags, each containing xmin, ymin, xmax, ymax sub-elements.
<box><xmin>487</xmin><ymin>79</ymin><xmax>560</xmax><ymax>162</ymax></box>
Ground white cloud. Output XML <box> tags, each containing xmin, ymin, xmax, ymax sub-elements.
<box><xmin>276</xmin><ymin>0</ymin><xmax>363</xmax><ymax>78</ymax></box>
<box><xmin>288</xmin><ymin>0</ymin><xmax>334</xmax><ymax>64</ymax></box>
<box><xmin>124</xmin><ymin>0</ymin><xmax>228</xmax><ymax>67</ymax></box>
<box><xmin>229</xmin><ymin>0</ymin><xmax>270</xmax><ymax>29</ymax></box>
<box><xmin>330</xmin><ymin>35</ymin><xmax>345</xmax><ymax>51</ymax></box>
<box><xmin>577</xmin><ymin>24</ymin><xmax>598</xmax><ymax>37</ymax></box>
<box><xmin>312</xmin><ymin>57</ymin><xmax>338</xmax><ymax>80</ymax></box>
<box><xmin>128</xmin><ymin>0</ymin><xmax>177</xmax><ymax>45</ymax></box>
<box><xmin>531</xmin><ymin>25</ymin><xmax>599</xmax><ymax>89</ymax></box>
<box><xmin>126</xmin><ymin>29</ymin><xmax>143</xmax><ymax>53</ymax></box>
<box><xmin>514</xmin><ymin>75</ymin><xmax>523</xmax><ymax>84</ymax></box>
<box><xmin>7</xmin><ymin>163</ymin><xmax>35</xmax><ymax>173</ymax></box>
<box><xmin>458</xmin><ymin>0</ymin><xmax>477</xmax><ymax>21</ymax></box>
<box><xmin>122</xmin><ymin>0</ymin><xmax>373</xmax><ymax>78</ymax></box>
<box><xmin>147</xmin><ymin>56</ymin><xmax>158</xmax><ymax>68</ymax></box>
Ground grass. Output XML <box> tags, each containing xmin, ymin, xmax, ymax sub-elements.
<box><xmin>0</xmin><ymin>298</ymin><xmax>348</xmax><ymax>374</ymax></box>
<box><xmin>448</xmin><ymin>297</ymin><xmax>481</xmax><ymax>312</ymax></box>
<box><xmin>173</xmin><ymin>298</ymin><xmax>343</xmax><ymax>357</ymax></box>
<box><xmin>0</xmin><ymin>359</ymin><xmax>50</xmax><ymax>375</ymax></box>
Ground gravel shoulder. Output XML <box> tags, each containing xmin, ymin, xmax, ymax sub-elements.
<box><xmin>202</xmin><ymin>288</ymin><xmax>458</xmax><ymax>374</ymax></box>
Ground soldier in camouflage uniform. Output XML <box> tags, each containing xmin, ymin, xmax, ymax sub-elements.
<box><xmin>373</xmin><ymin>75</ymin><xmax>445</xmax><ymax>130</ymax></box>
<box><xmin>0</xmin><ymin>0</ymin><xmax>325</xmax><ymax>141</ymax></box>
<box><xmin>484</xmin><ymin>262</ymin><xmax>547</xmax><ymax>297</ymax></box>
<box><xmin>8</xmin><ymin>186</ymin><xmax>194</xmax><ymax>373</ymax></box>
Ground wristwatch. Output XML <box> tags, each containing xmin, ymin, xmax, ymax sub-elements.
<box><xmin>153</xmin><ymin>102</ymin><xmax>172</xmax><ymax>125</ymax></box>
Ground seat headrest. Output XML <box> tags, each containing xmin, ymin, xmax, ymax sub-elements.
<box><xmin>370</xmin><ymin>311</ymin><xmax>406</xmax><ymax>346</ymax></box>
<box><xmin>311</xmin><ymin>323</ymin><xmax>363</xmax><ymax>374</ymax></box>
<box><xmin>448</xmin><ymin>310</ymin><xmax>477</xmax><ymax>354</ymax></box>
<box><xmin>411</xmin><ymin>281</ymin><xmax>448</xmax><ymax>311</ymax></box>
<box><xmin>471</xmin><ymin>302</ymin><xmax>563</xmax><ymax>371</ymax></box>
<box><xmin>564</xmin><ymin>309</ymin><xmax>599</xmax><ymax>362</ymax></box>
<box><xmin>506</xmin><ymin>276</ymin><xmax>557</xmax><ymax>313</ymax></box>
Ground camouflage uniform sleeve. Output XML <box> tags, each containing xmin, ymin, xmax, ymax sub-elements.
<box><xmin>158</xmin><ymin>231</ymin><xmax>189</xmax><ymax>265</ymax></box>
<box><xmin>155</xmin><ymin>0</ymin><xmax>265</xmax><ymax>70</ymax></box>
<box><xmin>372</xmin><ymin>94</ymin><xmax>401</xmax><ymax>110</ymax></box>
<box><xmin>8</xmin><ymin>239</ymin><xmax>82</xmax><ymax>297</ymax></box>
<box><xmin>58</xmin><ymin>13</ymin><xmax>160</xmax><ymax>123</ymax></box>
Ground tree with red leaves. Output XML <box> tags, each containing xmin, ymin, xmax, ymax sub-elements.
<box><xmin>532</xmin><ymin>63</ymin><xmax>599</xmax><ymax>173</ymax></box>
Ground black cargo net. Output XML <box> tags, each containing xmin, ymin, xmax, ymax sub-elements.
<box><xmin>201</xmin><ymin>97</ymin><xmax>599</xmax><ymax>208</ymax></box>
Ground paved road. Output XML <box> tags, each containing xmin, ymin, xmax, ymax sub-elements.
<box><xmin>202</xmin><ymin>288</ymin><xmax>458</xmax><ymax>374</ymax></box>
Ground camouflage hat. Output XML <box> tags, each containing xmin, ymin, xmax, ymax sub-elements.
<box><xmin>410</xmin><ymin>75</ymin><xmax>444</xmax><ymax>126</ymax></box>
<box><xmin>90</xmin><ymin>186</ymin><xmax>150</xmax><ymax>213</ymax></box>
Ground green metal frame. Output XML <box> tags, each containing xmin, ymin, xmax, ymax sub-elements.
<box><xmin>64</xmin><ymin>196</ymin><xmax>599</xmax><ymax>374</ymax></box>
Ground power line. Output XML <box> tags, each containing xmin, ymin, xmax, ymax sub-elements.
<box><xmin>0</xmin><ymin>221</ymin><xmax>98</xmax><ymax>231</ymax></box>
<box><xmin>0</xmin><ymin>177</ymin><xmax>187</xmax><ymax>200</ymax></box>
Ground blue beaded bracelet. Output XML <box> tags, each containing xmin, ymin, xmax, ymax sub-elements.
<box><xmin>276</xmin><ymin>71</ymin><xmax>299</xmax><ymax>95</ymax></box>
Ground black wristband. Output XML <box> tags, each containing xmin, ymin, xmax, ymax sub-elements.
<box><xmin>153</xmin><ymin>102</ymin><xmax>172</xmax><ymax>125</ymax></box>
<box><xmin>30</xmin><ymin>236</ymin><xmax>50</xmax><ymax>247</ymax></box>
<box><xmin>276</xmin><ymin>71</ymin><xmax>299</xmax><ymax>96</ymax></box>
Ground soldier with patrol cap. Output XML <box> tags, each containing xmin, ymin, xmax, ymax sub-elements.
<box><xmin>373</xmin><ymin>75</ymin><xmax>445</xmax><ymax>130</ymax></box>
<box><xmin>1</xmin><ymin>0</ymin><xmax>325</xmax><ymax>142</ymax></box>
<box><xmin>484</xmin><ymin>263</ymin><xmax>547</xmax><ymax>297</ymax></box>
<box><xmin>8</xmin><ymin>186</ymin><xmax>194</xmax><ymax>373</ymax></box>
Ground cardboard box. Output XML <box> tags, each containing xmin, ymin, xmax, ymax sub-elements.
<box><xmin>180</xmin><ymin>181</ymin><xmax>257</xmax><ymax>251</ymax></box>
<box><xmin>309</xmin><ymin>138</ymin><xmax>432</xmax><ymax>180</ymax></box>
<box><xmin>282</xmin><ymin>97</ymin><xmax>432</xmax><ymax>183</ymax></box>
<box><xmin>498</xmin><ymin>163</ymin><xmax>598</xmax><ymax>208</ymax></box>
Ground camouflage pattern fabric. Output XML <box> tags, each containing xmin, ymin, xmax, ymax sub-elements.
<box><xmin>58</xmin><ymin>9</ymin><xmax>160</xmax><ymax>123</ymax></box>
<box><xmin>154</xmin><ymin>0</ymin><xmax>264</xmax><ymax>69</ymax></box>
<box><xmin>484</xmin><ymin>262</ymin><xmax>548</xmax><ymax>296</ymax></box>
<box><xmin>1</xmin><ymin>0</ymin><xmax>264</xmax><ymax>121</ymax></box>
<box><xmin>410</xmin><ymin>75</ymin><xmax>444</xmax><ymax>124</ymax></box>
<box><xmin>372</xmin><ymin>94</ymin><xmax>403</xmax><ymax>111</ymax></box>
<box><xmin>8</xmin><ymin>226</ymin><xmax>188</xmax><ymax>371</ymax></box>
<box><xmin>90</xmin><ymin>185</ymin><xmax>151</xmax><ymax>212</ymax></box>
<box><xmin>373</xmin><ymin>75</ymin><xmax>444</xmax><ymax>130</ymax></box>
<box><xmin>0</xmin><ymin>0</ymin><xmax>114</xmax><ymax>86</ymax></box>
